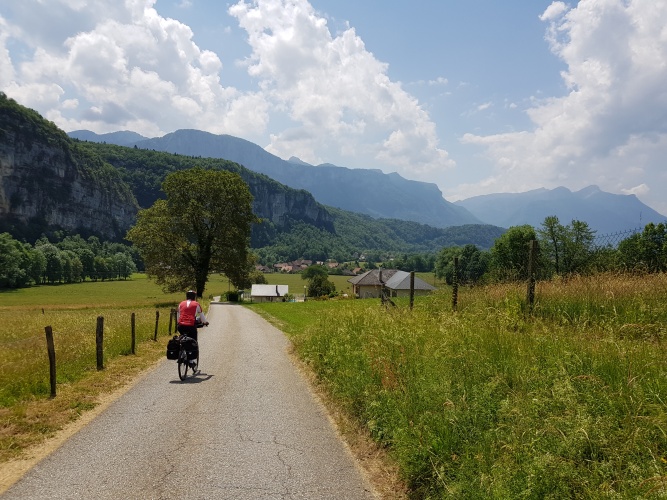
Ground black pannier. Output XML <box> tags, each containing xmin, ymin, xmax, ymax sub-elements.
<box><xmin>166</xmin><ymin>336</ymin><xmax>180</xmax><ymax>360</ymax></box>
<box><xmin>183</xmin><ymin>336</ymin><xmax>199</xmax><ymax>361</ymax></box>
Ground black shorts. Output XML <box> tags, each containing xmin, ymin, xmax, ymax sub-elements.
<box><xmin>177</xmin><ymin>324</ymin><xmax>198</xmax><ymax>341</ymax></box>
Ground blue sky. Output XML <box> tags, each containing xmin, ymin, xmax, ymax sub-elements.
<box><xmin>2</xmin><ymin>1</ymin><xmax>666</xmax><ymax>217</ymax></box>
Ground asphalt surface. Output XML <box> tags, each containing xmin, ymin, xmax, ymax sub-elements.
<box><xmin>2</xmin><ymin>302</ymin><xmax>376</xmax><ymax>499</ymax></box>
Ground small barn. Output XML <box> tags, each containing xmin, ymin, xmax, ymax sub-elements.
<box><xmin>348</xmin><ymin>269</ymin><xmax>436</xmax><ymax>299</ymax></box>
<box><xmin>250</xmin><ymin>284</ymin><xmax>289</xmax><ymax>303</ymax></box>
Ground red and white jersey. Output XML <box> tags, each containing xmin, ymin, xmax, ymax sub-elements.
<box><xmin>178</xmin><ymin>299</ymin><xmax>205</xmax><ymax>326</ymax></box>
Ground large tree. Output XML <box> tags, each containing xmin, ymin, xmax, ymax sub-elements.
<box><xmin>489</xmin><ymin>225</ymin><xmax>538</xmax><ymax>281</ymax></box>
<box><xmin>538</xmin><ymin>216</ymin><xmax>566</xmax><ymax>275</ymax></box>
<box><xmin>127</xmin><ymin>167</ymin><xmax>258</xmax><ymax>296</ymax></box>
<box><xmin>618</xmin><ymin>222</ymin><xmax>667</xmax><ymax>272</ymax></box>
<box><xmin>538</xmin><ymin>216</ymin><xmax>596</xmax><ymax>276</ymax></box>
<box><xmin>435</xmin><ymin>244</ymin><xmax>490</xmax><ymax>285</ymax></box>
<box><xmin>301</xmin><ymin>264</ymin><xmax>336</xmax><ymax>298</ymax></box>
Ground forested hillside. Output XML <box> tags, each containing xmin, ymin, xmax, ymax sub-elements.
<box><xmin>78</xmin><ymin>142</ymin><xmax>505</xmax><ymax>262</ymax></box>
<box><xmin>0</xmin><ymin>94</ymin><xmax>505</xmax><ymax>266</ymax></box>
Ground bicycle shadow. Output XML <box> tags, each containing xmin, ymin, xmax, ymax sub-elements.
<box><xmin>169</xmin><ymin>373</ymin><xmax>214</xmax><ymax>384</ymax></box>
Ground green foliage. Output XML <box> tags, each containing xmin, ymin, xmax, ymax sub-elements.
<box><xmin>0</xmin><ymin>232</ymin><xmax>138</xmax><ymax>289</ymax></box>
<box><xmin>435</xmin><ymin>244</ymin><xmax>490</xmax><ymax>284</ymax></box>
<box><xmin>248</xmin><ymin>269</ymin><xmax>268</xmax><ymax>284</ymax></box>
<box><xmin>0</xmin><ymin>233</ymin><xmax>32</xmax><ymax>288</ymax></box>
<box><xmin>306</xmin><ymin>274</ymin><xmax>337</xmax><ymax>298</ymax></box>
<box><xmin>126</xmin><ymin>167</ymin><xmax>257</xmax><ymax>296</ymax></box>
<box><xmin>538</xmin><ymin>216</ymin><xmax>597</xmax><ymax>276</ymax></box>
<box><xmin>490</xmin><ymin>224</ymin><xmax>538</xmax><ymax>281</ymax></box>
<box><xmin>390</xmin><ymin>252</ymin><xmax>435</xmax><ymax>272</ymax></box>
<box><xmin>254</xmin><ymin>212</ymin><xmax>505</xmax><ymax>266</ymax></box>
<box><xmin>224</xmin><ymin>290</ymin><xmax>241</xmax><ymax>302</ymax></box>
<box><xmin>75</xmin><ymin>141</ymin><xmax>248</xmax><ymax>209</ymax></box>
<box><xmin>301</xmin><ymin>264</ymin><xmax>329</xmax><ymax>280</ymax></box>
<box><xmin>617</xmin><ymin>222</ymin><xmax>667</xmax><ymax>272</ymax></box>
<box><xmin>300</xmin><ymin>264</ymin><xmax>336</xmax><ymax>298</ymax></box>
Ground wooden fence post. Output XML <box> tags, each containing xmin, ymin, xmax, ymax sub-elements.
<box><xmin>131</xmin><ymin>312</ymin><xmax>136</xmax><ymax>355</ymax></box>
<box><xmin>96</xmin><ymin>316</ymin><xmax>104</xmax><ymax>370</ymax></box>
<box><xmin>526</xmin><ymin>240</ymin><xmax>537</xmax><ymax>313</ymax></box>
<box><xmin>153</xmin><ymin>310</ymin><xmax>159</xmax><ymax>341</ymax></box>
<box><xmin>409</xmin><ymin>271</ymin><xmax>415</xmax><ymax>310</ymax></box>
<box><xmin>168</xmin><ymin>308</ymin><xmax>174</xmax><ymax>335</ymax></box>
<box><xmin>45</xmin><ymin>326</ymin><xmax>56</xmax><ymax>398</ymax></box>
<box><xmin>452</xmin><ymin>257</ymin><xmax>459</xmax><ymax>312</ymax></box>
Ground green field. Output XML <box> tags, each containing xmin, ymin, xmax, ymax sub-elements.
<box><xmin>252</xmin><ymin>271</ymin><xmax>441</xmax><ymax>299</ymax></box>
<box><xmin>251</xmin><ymin>273</ymin><xmax>667</xmax><ymax>498</ymax></box>
<box><xmin>3</xmin><ymin>271</ymin><xmax>667</xmax><ymax>497</ymax></box>
<box><xmin>0</xmin><ymin>274</ymin><xmax>233</xmax><ymax>406</ymax></box>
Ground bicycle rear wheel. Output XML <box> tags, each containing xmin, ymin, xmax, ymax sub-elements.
<box><xmin>178</xmin><ymin>350</ymin><xmax>189</xmax><ymax>380</ymax></box>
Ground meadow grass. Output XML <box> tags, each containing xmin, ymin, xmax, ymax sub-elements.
<box><xmin>251</xmin><ymin>273</ymin><xmax>667</xmax><ymax>498</ymax></box>
<box><xmin>0</xmin><ymin>273</ymin><xmax>226</xmax><ymax>461</ymax></box>
<box><xmin>253</xmin><ymin>272</ymin><xmax>357</xmax><ymax>297</ymax></box>
<box><xmin>246</xmin><ymin>271</ymin><xmax>441</xmax><ymax>299</ymax></box>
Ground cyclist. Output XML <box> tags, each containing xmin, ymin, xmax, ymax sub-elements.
<box><xmin>177</xmin><ymin>290</ymin><xmax>209</xmax><ymax>340</ymax></box>
<box><xmin>177</xmin><ymin>290</ymin><xmax>208</xmax><ymax>370</ymax></box>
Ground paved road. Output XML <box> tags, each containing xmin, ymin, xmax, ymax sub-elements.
<box><xmin>2</xmin><ymin>303</ymin><xmax>376</xmax><ymax>499</ymax></box>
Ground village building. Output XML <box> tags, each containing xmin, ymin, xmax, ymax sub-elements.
<box><xmin>348</xmin><ymin>269</ymin><xmax>436</xmax><ymax>299</ymax></box>
<box><xmin>250</xmin><ymin>284</ymin><xmax>289</xmax><ymax>302</ymax></box>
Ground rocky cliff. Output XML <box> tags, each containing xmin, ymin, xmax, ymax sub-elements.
<box><xmin>75</xmin><ymin>141</ymin><xmax>335</xmax><ymax>247</ymax></box>
<box><xmin>1</xmin><ymin>94</ymin><xmax>334</xmax><ymax>244</ymax></box>
<box><xmin>0</xmin><ymin>93</ymin><xmax>138</xmax><ymax>241</ymax></box>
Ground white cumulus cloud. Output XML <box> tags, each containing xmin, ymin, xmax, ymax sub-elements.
<box><xmin>0</xmin><ymin>0</ymin><xmax>263</xmax><ymax>138</ymax></box>
<box><xmin>460</xmin><ymin>0</ymin><xmax>667</xmax><ymax>215</ymax></box>
<box><xmin>1</xmin><ymin>0</ymin><xmax>452</xmax><ymax>182</ymax></box>
<box><xmin>228</xmin><ymin>0</ymin><xmax>453</xmax><ymax>175</ymax></box>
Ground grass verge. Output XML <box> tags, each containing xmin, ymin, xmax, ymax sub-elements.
<box><xmin>250</xmin><ymin>273</ymin><xmax>667</xmax><ymax>498</ymax></box>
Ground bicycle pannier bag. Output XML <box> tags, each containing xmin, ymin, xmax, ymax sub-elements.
<box><xmin>183</xmin><ymin>336</ymin><xmax>199</xmax><ymax>360</ymax></box>
<box><xmin>166</xmin><ymin>336</ymin><xmax>180</xmax><ymax>360</ymax></box>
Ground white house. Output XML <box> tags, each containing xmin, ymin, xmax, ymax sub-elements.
<box><xmin>250</xmin><ymin>284</ymin><xmax>289</xmax><ymax>303</ymax></box>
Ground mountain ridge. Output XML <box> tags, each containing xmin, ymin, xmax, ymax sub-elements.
<box><xmin>455</xmin><ymin>186</ymin><xmax>666</xmax><ymax>234</ymax></box>
<box><xmin>67</xmin><ymin>128</ymin><xmax>667</xmax><ymax>235</ymax></box>
<box><xmin>68</xmin><ymin>128</ymin><xmax>481</xmax><ymax>228</ymax></box>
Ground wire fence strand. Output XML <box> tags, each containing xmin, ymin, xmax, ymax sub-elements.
<box><xmin>593</xmin><ymin>227</ymin><xmax>643</xmax><ymax>249</ymax></box>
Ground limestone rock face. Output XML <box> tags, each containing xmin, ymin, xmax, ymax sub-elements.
<box><xmin>0</xmin><ymin>94</ymin><xmax>333</xmax><ymax>244</ymax></box>
<box><xmin>0</xmin><ymin>95</ymin><xmax>138</xmax><ymax>240</ymax></box>
<box><xmin>244</xmin><ymin>176</ymin><xmax>333</xmax><ymax>231</ymax></box>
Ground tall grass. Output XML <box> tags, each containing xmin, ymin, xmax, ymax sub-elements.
<box><xmin>0</xmin><ymin>273</ymin><xmax>223</xmax><ymax>407</ymax></box>
<box><xmin>253</xmin><ymin>273</ymin><xmax>667</xmax><ymax>498</ymax></box>
<box><xmin>0</xmin><ymin>308</ymin><xmax>173</xmax><ymax>406</ymax></box>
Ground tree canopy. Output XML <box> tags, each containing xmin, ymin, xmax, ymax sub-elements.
<box><xmin>537</xmin><ymin>216</ymin><xmax>596</xmax><ymax>276</ymax></box>
<box><xmin>435</xmin><ymin>244</ymin><xmax>490</xmax><ymax>285</ymax></box>
<box><xmin>126</xmin><ymin>167</ymin><xmax>258</xmax><ymax>296</ymax></box>
<box><xmin>489</xmin><ymin>225</ymin><xmax>538</xmax><ymax>281</ymax></box>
